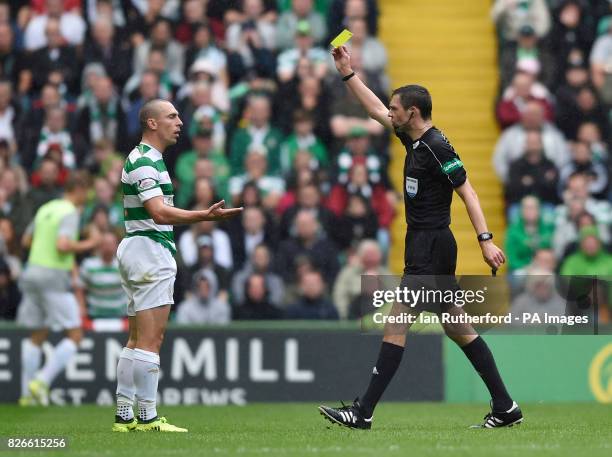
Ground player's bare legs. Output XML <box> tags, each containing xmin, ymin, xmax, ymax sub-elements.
<box><xmin>114</xmin><ymin>317</ymin><xmax>138</xmax><ymax>430</ymax></box>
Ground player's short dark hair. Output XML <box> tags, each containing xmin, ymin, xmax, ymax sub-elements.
<box><xmin>139</xmin><ymin>98</ymin><xmax>166</xmax><ymax>131</ymax></box>
<box><xmin>64</xmin><ymin>170</ymin><xmax>91</xmax><ymax>192</ymax></box>
<box><xmin>392</xmin><ymin>85</ymin><xmax>432</xmax><ymax>120</ymax></box>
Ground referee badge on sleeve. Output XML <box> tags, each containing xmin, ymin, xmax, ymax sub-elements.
<box><xmin>405</xmin><ymin>177</ymin><xmax>418</xmax><ymax>198</ymax></box>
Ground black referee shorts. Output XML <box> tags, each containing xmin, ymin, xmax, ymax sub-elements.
<box><xmin>400</xmin><ymin>227</ymin><xmax>460</xmax><ymax>314</ymax></box>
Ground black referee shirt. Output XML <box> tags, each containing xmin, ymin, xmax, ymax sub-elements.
<box><xmin>396</xmin><ymin>126</ymin><xmax>467</xmax><ymax>230</ymax></box>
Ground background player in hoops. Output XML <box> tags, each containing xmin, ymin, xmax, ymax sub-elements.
<box><xmin>319</xmin><ymin>46</ymin><xmax>523</xmax><ymax>429</ymax></box>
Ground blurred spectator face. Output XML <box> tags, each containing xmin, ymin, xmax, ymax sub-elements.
<box><xmin>532</xmin><ymin>249</ymin><xmax>556</xmax><ymax>272</ymax></box>
<box><xmin>41</xmin><ymin>85</ymin><xmax>61</xmax><ymax>109</ymax></box>
<box><xmin>193</xmin><ymin>132</ymin><xmax>213</xmax><ymax>155</ymax></box>
<box><xmin>245</xmin><ymin>151</ymin><xmax>267</xmax><ymax>178</ymax></box>
<box><xmin>93</xmin><ymin>140</ymin><xmax>113</xmax><ymax>163</ymax></box>
<box><xmin>190</xmin><ymin>82</ymin><xmax>212</xmax><ymax>107</ymax></box>
<box><xmin>184</xmin><ymin>0</ymin><xmax>205</xmax><ymax>23</ymax></box>
<box><xmin>577</xmin><ymin>122</ymin><xmax>601</xmax><ymax>144</ymax></box>
<box><xmin>571</xmin><ymin>141</ymin><xmax>591</xmax><ymax>164</ymax></box>
<box><xmin>0</xmin><ymin>82</ymin><xmax>11</xmax><ymax>110</ymax></box>
<box><xmin>151</xmin><ymin>20</ymin><xmax>171</xmax><ymax>46</ymax></box>
<box><xmin>99</xmin><ymin>231</ymin><xmax>118</xmax><ymax>259</ymax></box>
<box><xmin>577</xmin><ymin>212</ymin><xmax>596</xmax><ymax>229</ymax></box>
<box><xmin>349</xmin><ymin>163</ymin><xmax>369</xmax><ymax>187</ymax></box>
<box><xmin>296</xmin><ymin>30</ymin><xmax>314</xmax><ymax>52</ymax></box>
<box><xmin>296</xmin><ymin>57</ymin><xmax>314</xmax><ymax>79</ymax></box>
<box><xmin>91</xmin><ymin>207</ymin><xmax>110</xmax><ymax>230</ymax></box>
<box><xmin>193</xmin><ymin>24</ymin><xmax>212</xmax><ymax>48</ymax></box>
<box><xmin>0</xmin><ymin>3</ymin><xmax>8</xmax><ymax>23</ymax></box>
<box><xmin>581</xmin><ymin>235</ymin><xmax>601</xmax><ymax>257</ymax></box>
<box><xmin>196</xmin><ymin>276</ymin><xmax>211</xmax><ymax>300</ymax></box>
<box><xmin>299</xmin><ymin>76</ymin><xmax>320</xmax><ymax>98</ymax></box>
<box><xmin>0</xmin><ymin>23</ymin><xmax>12</xmax><ymax>52</ymax></box>
<box><xmin>252</xmin><ymin>244</ymin><xmax>271</xmax><ymax>270</ymax></box>
<box><xmin>513</xmin><ymin>72</ymin><xmax>533</xmax><ymax>99</ymax></box>
<box><xmin>0</xmin><ymin>218</ymin><xmax>14</xmax><ymax>247</ymax></box>
<box><xmin>47</xmin><ymin>0</ymin><xmax>65</xmax><ymax>17</ymax></box>
<box><xmin>241</xmin><ymin>183</ymin><xmax>261</xmax><ymax>207</ymax></box>
<box><xmin>94</xmin><ymin>177</ymin><xmax>114</xmax><ymax>204</ymax></box>
<box><xmin>93</xmin><ymin>17</ymin><xmax>114</xmax><ymax>47</ymax></box>
<box><xmin>520</xmin><ymin>196</ymin><xmax>540</xmax><ymax>224</ymax></box>
<box><xmin>194</xmin><ymin>178</ymin><xmax>214</xmax><ymax>206</ymax></box>
<box><xmin>567</xmin><ymin>196</ymin><xmax>586</xmax><ymax>220</ymax></box>
<box><xmin>521</xmin><ymin>102</ymin><xmax>545</xmax><ymax>129</ymax></box>
<box><xmin>517</xmin><ymin>28</ymin><xmax>537</xmax><ymax>49</ymax></box>
<box><xmin>294</xmin><ymin>0</ymin><xmax>313</xmax><ymax>16</ymax></box>
<box><xmin>295</xmin><ymin>210</ymin><xmax>318</xmax><ymax>241</ymax></box>
<box><xmin>524</xmin><ymin>130</ymin><xmax>543</xmax><ymax>163</ymax></box>
<box><xmin>359</xmin><ymin>241</ymin><xmax>382</xmax><ymax>270</ymax></box>
<box><xmin>347</xmin><ymin>134</ymin><xmax>370</xmax><ymax>155</ymax></box>
<box><xmin>565</xmin><ymin>66</ymin><xmax>588</xmax><ymax>87</ymax></box>
<box><xmin>93</xmin><ymin>77</ymin><xmax>114</xmax><ymax>104</ymax></box>
<box><xmin>559</xmin><ymin>2</ymin><xmax>581</xmax><ymax>28</ymax></box>
<box><xmin>243</xmin><ymin>0</ymin><xmax>263</xmax><ymax>19</ymax></box>
<box><xmin>243</xmin><ymin>207</ymin><xmax>265</xmax><ymax>234</ymax></box>
<box><xmin>577</xmin><ymin>87</ymin><xmax>597</xmax><ymax>112</ymax></box>
<box><xmin>197</xmin><ymin>238</ymin><xmax>214</xmax><ymax>264</ymax></box>
<box><xmin>46</xmin><ymin>107</ymin><xmax>66</xmax><ymax>132</ymax></box>
<box><xmin>293</xmin><ymin>150</ymin><xmax>313</xmax><ymax>172</ymax></box>
<box><xmin>45</xmin><ymin>19</ymin><xmax>63</xmax><ymax>48</ymax></box>
<box><xmin>297</xmin><ymin>184</ymin><xmax>319</xmax><ymax>208</ymax></box>
<box><xmin>194</xmin><ymin>158</ymin><xmax>214</xmax><ymax>180</ymax></box>
<box><xmin>0</xmin><ymin>169</ymin><xmax>18</xmax><ymax>197</ymax></box>
<box><xmin>147</xmin><ymin>0</ymin><xmax>164</xmax><ymax>15</ymax></box>
<box><xmin>140</xmin><ymin>71</ymin><xmax>160</xmax><ymax>100</ymax></box>
<box><xmin>566</xmin><ymin>173</ymin><xmax>590</xmax><ymax>199</ymax></box>
<box><xmin>300</xmin><ymin>271</ymin><xmax>324</xmax><ymax>299</ymax></box>
<box><xmin>527</xmin><ymin>275</ymin><xmax>554</xmax><ymax>302</ymax></box>
<box><xmin>247</xmin><ymin>96</ymin><xmax>271</xmax><ymax>128</ymax></box>
<box><xmin>294</xmin><ymin>118</ymin><xmax>314</xmax><ymax>137</ymax></box>
<box><xmin>147</xmin><ymin>50</ymin><xmax>167</xmax><ymax>74</ymax></box>
<box><xmin>39</xmin><ymin>160</ymin><xmax>59</xmax><ymax>186</ymax></box>
<box><xmin>246</xmin><ymin>274</ymin><xmax>266</xmax><ymax>302</ymax></box>
<box><xmin>345</xmin><ymin>0</ymin><xmax>367</xmax><ymax>18</ymax></box>
<box><xmin>348</xmin><ymin>17</ymin><xmax>367</xmax><ymax>43</ymax></box>
<box><xmin>346</xmin><ymin>194</ymin><xmax>367</xmax><ymax>216</ymax></box>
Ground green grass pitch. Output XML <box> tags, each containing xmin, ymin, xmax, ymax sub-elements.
<box><xmin>1</xmin><ymin>403</ymin><xmax>610</xmax><ymax>456</ymax></box>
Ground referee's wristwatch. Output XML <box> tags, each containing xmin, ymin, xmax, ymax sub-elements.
<box><xmin>477</xmin><ymin>232</ymin><xmax>493</xmax><ymax>242</ymax></box>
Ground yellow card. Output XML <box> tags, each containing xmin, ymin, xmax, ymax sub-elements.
<box><xmin>330</xmin><ymin>29</ymin><xmax>353</xmax><ymax>48</ymax></box>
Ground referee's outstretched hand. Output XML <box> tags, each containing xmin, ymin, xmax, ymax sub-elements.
<box><xmin>203</xmin><ymin>200</ymin><xmax>243</xmax><ymax>221</ymax></box>
<box><xmin>332</xmin><ymin>45</ymin><xmax>352</xmax><ymax>75</ymax></box>
<box><xmin>480</xmin><ymin>241</ymin><xmax>506</xmax><ymax>271</ymax></box>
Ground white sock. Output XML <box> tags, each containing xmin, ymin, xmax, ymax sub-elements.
<box><xmin>38</xmin><ymin>338</ymin><xmax>78</xmax><ymax>386</ymax></box>
<box><xmin>115</xmin><ymin>347</ymin><xmax>135</xmax><ymax>421</ymax></box>
<box><xmin>21</xmin><ymin>339</ymin><xmax>42</xmax><ymax>397</ymax></box>
<box><xmin>133</xmin><ymin>348</ymin><xmax>160</xmax><ymax>422</ymax></box>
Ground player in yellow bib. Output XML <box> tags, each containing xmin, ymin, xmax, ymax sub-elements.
<box><xmin>17</xmin><ymin>172</ymin><xmax>101</xmax><ymax>406</ymax></box>
<box><xmin>113</xmin><ymin>99</ymin><xmax>242</xmax><ymax>433</ymax></box>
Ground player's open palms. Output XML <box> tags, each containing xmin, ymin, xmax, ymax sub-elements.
<box><xmin>203</xmin><ymin>200</ymin><xmax>243</xmax><ymax>221</ymax></box>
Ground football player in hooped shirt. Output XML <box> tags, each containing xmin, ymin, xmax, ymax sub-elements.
<box><xmin>318</xmin><ymin>46</ymin><xmax>522</xmax><ymax>429</ymax></box>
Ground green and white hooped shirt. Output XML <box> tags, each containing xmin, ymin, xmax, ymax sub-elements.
<box><xmin>121</xmin><ymin>143</ymin><xmax>176</xmax><ymax>254</ymax></box>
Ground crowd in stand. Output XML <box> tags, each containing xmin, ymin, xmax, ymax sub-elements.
<box><xmin>0</xmin><ymin>0</ymin><xmax>396</xmax><ymax>323</ymax></box>
<box><xmin>493</xmin><ymin>0</ymin><xmax>612</xmax><ymax>317</ymax></box>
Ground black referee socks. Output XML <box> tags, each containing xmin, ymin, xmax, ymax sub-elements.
<box><xmin>360</xmin><ymin>342</ymin><xmax>405</xmax><ymax>417</ymax></box>
<box><xmin>461</xmin><ymin>336</ymin><xmax>513</xmax><ymax>411</ymax></box>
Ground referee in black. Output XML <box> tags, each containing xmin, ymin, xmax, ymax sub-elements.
<box><xmin>319</xmin><ymin>46</ymin><xmax>523</xmax><ymax>429</ymax></box>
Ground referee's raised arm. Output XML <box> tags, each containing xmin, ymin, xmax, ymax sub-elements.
<box><xmin>332</xmin><ymin>46</ymin><xmax>393</xmax><ymax>130</ymax></box>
